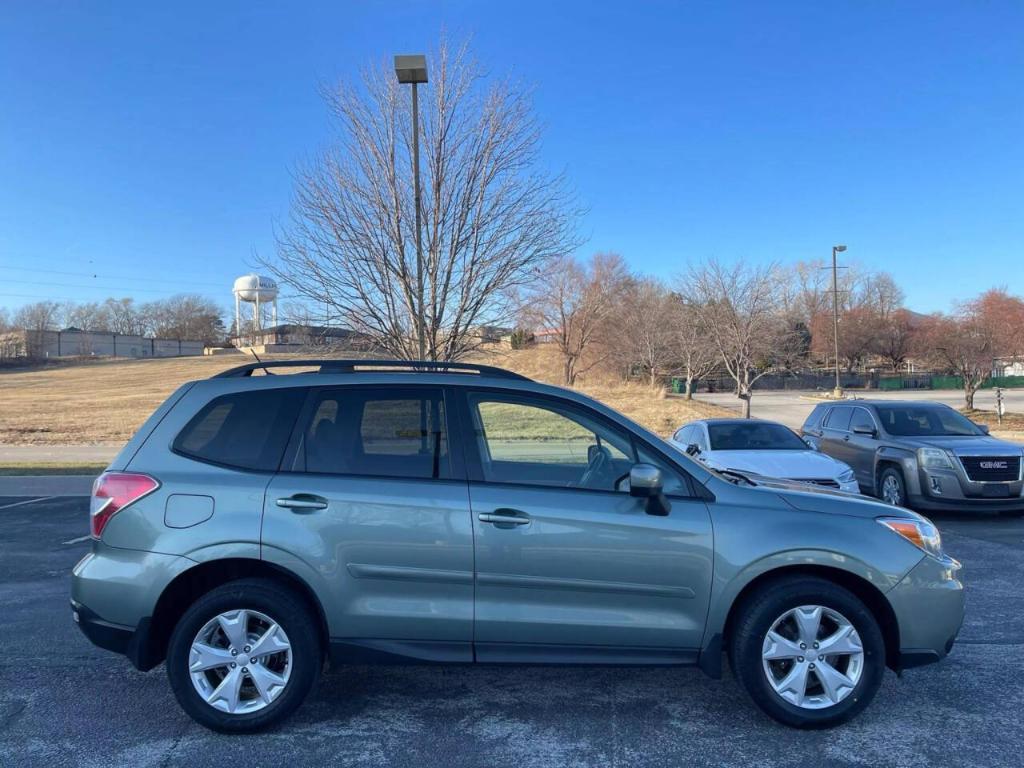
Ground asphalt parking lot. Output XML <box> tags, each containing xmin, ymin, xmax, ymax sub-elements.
<box><xmin>2</xmin><ymin>491</ymin><xmax>1023</xmax><ymax>768</ymax></box>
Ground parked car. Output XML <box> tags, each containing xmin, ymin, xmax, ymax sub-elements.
<box><xmin>72</xmin><ymin>359</ymin><xmax>963</xmax><ymax>732</ymax></box>
<box><xmin>668</xmin><ymin>418</ymin><xmax>860</xmax><ymax>494</ymax></box>
<box><xmin>801</xmin><ymin>399</ymin><xmax>1024</xmax><ymax>514</ymax></box>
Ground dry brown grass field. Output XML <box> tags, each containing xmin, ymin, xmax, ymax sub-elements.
<box><xmin>0</xmin><ymin>346</ymin><xmax>732</xmax><ymax>446</ymax></box>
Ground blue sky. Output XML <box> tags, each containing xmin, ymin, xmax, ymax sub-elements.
<box><xmin>1</xmin><ymin>1</ymin><xmax>1021</xmax><ymax>314</ymax></box>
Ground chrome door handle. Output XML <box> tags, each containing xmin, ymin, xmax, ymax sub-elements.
<box><xmin>478</xmin><ymin>509</ymin><xmax>531</xmax><ymax>527</ymax></box>
<box><xmin>276</xmin><ymin>495</ymin><xmax>328</xmax><ymax>512</ymax></box>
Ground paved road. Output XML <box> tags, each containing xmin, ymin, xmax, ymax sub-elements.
<box><xmin>2</xmin><ymin>490</ymin><xmax>1024</xmax><ymax>767</ymax></box>
<box><xmin>0</xmin><ymin>444</ymin><xmax>119</xmax><ymax>463</ymax></box>
<box><xmin>697</xmin><ymin>388</ymin><xmax>1024</xmax><ymax>430</ymax></box>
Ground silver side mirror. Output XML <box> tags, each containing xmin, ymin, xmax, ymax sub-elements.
<box><xmin>629</xmin><ymin>463</ymin><xmax>670</xmax><ymax>516</ymax></box>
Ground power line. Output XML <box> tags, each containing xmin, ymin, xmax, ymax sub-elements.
<box><xmin>0</xmin><ymin>264</ymin><xmax>228</xmax><ymax>289</ymax></box>
<box><xmin>0</xmin><ymin>277</ymin><xmax>218</xmax><ymax>295</ymax></box>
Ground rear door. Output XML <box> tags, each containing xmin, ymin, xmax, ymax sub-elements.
<box><xmin>845</xmin><ymin>406</ymin><xmax>881</xmax><ymax>488</ymax></box>
<box><xmin>456</xmin><ymin>389</ymin><xmax>713</xmax><ymax>661</ymax></box>
<box><xmin>261</xmin><ymin>385</ymin><xmax>474</xmax><ymax>660</ymax></box>
<box><xmin>819</xmin><ymin>405</ymin><xmax>852</xmax><ymax>461</ymax></box>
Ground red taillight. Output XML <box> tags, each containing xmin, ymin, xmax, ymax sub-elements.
<box><xmin>90</xmin><ymin>472</ymin><xmax>159</xmax><ymax>539</ymax></box>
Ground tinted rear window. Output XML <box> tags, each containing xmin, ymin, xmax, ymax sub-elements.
<box><xmin>824</xmin><ymin>407</ymin><xmax>853</xmax><ymax>431</ymax></box>
<box><xmin>174</xmin><ymin>388</ymin><xmax>306</xmax><ymax>471</ymax></box>
<box><xmin>299</xmin><ymin>388</ymin><xmax>451</xmax><ymax>479</ymax></box>
<box><xmin>803</xmin><ymin>405</ymin><xmax>827</xmax><ymax>430</ymax></box>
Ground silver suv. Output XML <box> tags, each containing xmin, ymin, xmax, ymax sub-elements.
<box><xmin>802</xmin><ymin>400</ymin><xmax>1024</xmax><ymax>514</ymax></box>
<box><xmin>72</xmin><ymin>360</ymin><xmax>964</xmax><ymax>732</ymax></box>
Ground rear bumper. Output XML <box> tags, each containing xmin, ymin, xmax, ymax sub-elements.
<box><xmin>71</xmin><ymin>599</ymin><xmax>156</xmax><ymax>669</ymax></box>
<box><xmin>71</xmin><ymin>544</ymin><xmax>192</xmax><ymax>670</ymax></box>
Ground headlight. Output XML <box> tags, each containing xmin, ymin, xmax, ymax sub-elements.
<box><xmin>878</xmin><ymin>516</ymin><xmax>943</xmax><ymax>558</ymax></box>
<box><xmin>917</xmin><ymin>447</ymin><xmax>954</xmax><ymax>470</ymax></box>
<box><xmin>837</xmin><ymin>468</ymin><xmax>855</xmax><ymax>483</ymax></box>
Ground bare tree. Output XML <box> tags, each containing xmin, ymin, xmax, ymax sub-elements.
<box><xmin>102</xmin><ymin>298</ymin><xmax>146</xmax><ymax>336</ymax></box>
<box><xmin>61</xmin><ymin>301</ymin><xmax>105</xmax><ymax>332</ymax></box>
<box><xmin>680</xmin><ymin>260</ymin><xmax>788</xmax><ymax>418</ymax></box>
<box><xmin>670</xmin><ymin>298</ymin><xmax>719</xmax><ymax>399</ymax></box>
<box><xmin>613</xmin><ymin>278</ymin><xmax>679</xmax><ymax>388</ymax></box>
<box><xmin>530</xmin><ymin>253</ymin><xmax>629</xmax><ymax>386</ymax></box>
<box><xmin>13</xmin><ymin>301</ymin><xmax>60</xmax><ymax>357</ymax></box>
<box><xmin>142</xmin><ymin>295</ymin><xmax>226</xmax><ymax>344</ymax></box>
<box><xmin>920</xmin><ymin>290</ymin><xmax>1024</xmax><ymax>408</ymax></box>
<box><xmin>264</xmin><ymin>39</ymin><xmax>580</xmax><ymax>362</ymax></box>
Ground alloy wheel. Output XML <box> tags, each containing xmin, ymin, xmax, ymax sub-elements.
<box><xmin>188</xmin><ymin>609</ymin><xmax>292</xmax><ymax>714</ymax></box>
<box><xmin>761</xmin><ymin>605</ymin><xmax>864</xmax><ymax>710</ymax></box>
<box><xmin>881</xmin><ymin>475</ymin><xmax>903</xmax><ymax>505</ymax></box>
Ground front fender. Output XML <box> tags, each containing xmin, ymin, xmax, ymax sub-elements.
<box><xmin>702</xmin><ymin>547</ymin><xmax>904</xmax><ymax>650</ymax></box>
<box><xmin>876</xmin><ymin>446</ymin><xmax>921</xmax><ymax>495</ymax></box>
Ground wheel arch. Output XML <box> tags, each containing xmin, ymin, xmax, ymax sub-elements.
<box><xmin>719</xmin><ymin>564</ymin><xmax>901</xmax><ymax>673</ymax></box>
<box><xmin>137</xmin><ymin>557</ymin><xmax>330</xmax><ymax>671</ymax></box>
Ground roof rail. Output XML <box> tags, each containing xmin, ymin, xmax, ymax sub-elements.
<box><xmin>212</xmin><ymin>358</ymin><xmax>532</xmax><ymax>381</ymax></box>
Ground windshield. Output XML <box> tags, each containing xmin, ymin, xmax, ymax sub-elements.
<box><xmin>707</xmin><ymin>422</ymin><xmax>809</xmax><ymax>451</ymax></box>
<box><xmin>874</xmin><ymin>405</ymin><xmax>983</xmax><ymax>437</ymax></box>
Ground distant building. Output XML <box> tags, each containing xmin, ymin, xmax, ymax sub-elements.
<box><xmin>230</xmin><ymin>324</ymin><xmax>374</xmax><ymax>353</ymax></box>
<box><xmin>994</xmin><ymin>357</ymin><xmax>1024</xmax><ymax>377</ymax></box>
<box><xmin>533</xmin><ymin>328</ymin><xmax>562</xmax><ymax>344</ymax></box>
<box><xmin>0</xmin><ymin>328</ymin><xmax>205</xmax><ymax>360</ymax></box>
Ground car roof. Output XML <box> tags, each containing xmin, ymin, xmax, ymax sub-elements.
<box><xmin>688</xmin><ymin>418</ymin><xmax>788</xmax><ymax>427</ymax></box>
<box><xmin>828</xmin><ymin>400</ymin><xmax>951</xmax><ymax>409</ymax></box>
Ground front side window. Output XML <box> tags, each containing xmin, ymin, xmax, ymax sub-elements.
<box><xmin>875</xmin><ymin>405</ymin><xmax>982</xmax><ymax>437</ymax></box>
<box><xmin>174</xmin><ymin>387</ymin><xmax>306</xmax><ymax>471</ymax></box>
<box><xmin>469</xmin><ymin>394</ymin><xmax>635</xmax><ymax>492</ymax></box>
<box><xmin>300</xmin><ymin>388</ymin><xmax>451</xmax><ymax>479</ymax></box>
<box><xmin>849</xmin><ymin>408</ymin><xmax>877</xmax><ymax>434</ymax></box>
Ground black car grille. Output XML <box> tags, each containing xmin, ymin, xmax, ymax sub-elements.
<box><xmin>793</xmin><ymin>478</ymin><xmax>841</xmax><ymax>489</ymax></box>
<box><xmin>959</xmin><ymin>456</ymin><xmax>1021</xmax><ymax>482</ymax></box>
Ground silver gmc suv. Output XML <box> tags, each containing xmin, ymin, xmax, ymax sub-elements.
<box><xmin>72</xmin><ymin>360</ymin><xmax>964</xmax><ymax>733</ymax></box>
<box><xmin>802</xmin><ymin>399</ymin><xmax>1024</xmax><ymax>515</ymax></box>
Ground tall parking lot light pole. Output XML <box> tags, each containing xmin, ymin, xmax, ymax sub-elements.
<box><xmin>832</xmin><ymin>244</ymin><xmax>847</xmax><ymax>397</ymax></box>
<box><xmin>394</xmin><ymin>54</ymin><xmax>429</xmax><ymax>362</ymax></box>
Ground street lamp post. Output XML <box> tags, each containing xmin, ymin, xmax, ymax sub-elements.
<box><xmin>831</xmin><ymin>244</ymin><xmax>847</xmax><ymax>397</ymax></box>
<box><xmin>394</xmin><ymin>54</ymin><xmax>429</xmax><ymax>361</ymax></box>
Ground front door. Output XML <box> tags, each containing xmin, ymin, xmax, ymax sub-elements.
<box><xmin>457</xmin><ymin>389</ymin><xmax>713</xmax><ymax>662</ymax></box>
<box><xmin>262</xmin><ymin>385</ymin><xmax>474</xmax><ymax>661</ymax></box>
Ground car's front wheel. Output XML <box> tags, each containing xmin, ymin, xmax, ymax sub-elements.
<box><xmin>878</xmin><ymin>466</ymin><xmax>907</xmax><ymax>507</ymax></box>
<box><xmin>166</xmin><ymin>578</ymin><xmax>322</xmax><ymax>733</ymax></box>
<box><xmin>729</xmin><ymin>576</ymin><xmax>885</xmax><ymax>728</ymax></box>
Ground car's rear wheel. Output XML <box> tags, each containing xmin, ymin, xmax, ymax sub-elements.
<box><xmin>879</xmin><ymin>466</ymin><xmax>907</xmax><ymax>507</ymax></box>
<box><xmin>729</xmin><ymin>576</ymin><xmax>885</xmax><ymax>728</ymax></box>
<box><xmin>166</xmin><ymin>578</ymin><xmax>321</xmax><ymax>733</ymax></box>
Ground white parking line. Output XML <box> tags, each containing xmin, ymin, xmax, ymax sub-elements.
<box><xmin>0</xmin><ymin>496</ymin><xmax>54</xmax><ymax>511</ymax></box>
<box><xmin>62</xmin><ymin>535</ymin><xmax>91</xmax><ymax>545</ymax></box>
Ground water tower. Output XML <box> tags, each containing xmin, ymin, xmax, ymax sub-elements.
<box><xmin>233</xmin><ymin>274</ymin><xmax>279</xmax><ymax>339</ymax></box>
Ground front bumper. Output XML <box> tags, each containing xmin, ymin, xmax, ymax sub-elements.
<box><xmin>887</xmin><ymin>552</ymin><xmax>964</xmax><ymax>670</ymax></box>
<box><xmin>910</xmin><ymin>461</ymin><xmax>1024</xmax><ymax>513</ymax></box>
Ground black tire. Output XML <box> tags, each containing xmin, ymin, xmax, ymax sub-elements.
<box><xmin>878</xmin><ymin>465</ymin><xmax>907</xmax><ymax>507</ymax></box>
<box><xmin>166</xmin><ymin>578</ymin><xmax>322</xmax><ymax>733</ymax></box>
<box><xmin>729</xmin><ymin>576</ymin><xmax>886</xmax><ymax>729</ymax></box>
